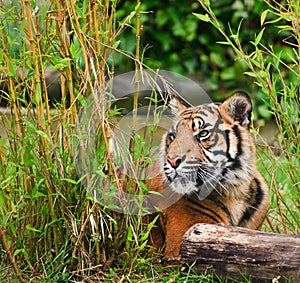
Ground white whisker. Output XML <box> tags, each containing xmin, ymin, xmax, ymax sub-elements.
<box><xmin>197</xmin><ymin>167</ymin><xmax>227</xmax><ymax>195</ymax></box>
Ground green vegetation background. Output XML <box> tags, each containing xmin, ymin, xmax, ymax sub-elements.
<box><xmin>0</xmin><ymin>0</ymin><xmax>299</xmax><ymax>282</ymax></box>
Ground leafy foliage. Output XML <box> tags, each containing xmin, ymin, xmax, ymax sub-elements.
<box><xmin>0</xmin><ymin>0</ymin><xmax>299</xmax><ymax>282</ymax></box>
<box><xmin>116</xmin><ymin>1</ymin><xmax>287</xmax><ymax>101</ymax></box>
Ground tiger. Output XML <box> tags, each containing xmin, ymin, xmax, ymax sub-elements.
<box><xmin>144</xmin><ymin>91</ymin><xmax>269</xmax><ymax>258</ymax></box>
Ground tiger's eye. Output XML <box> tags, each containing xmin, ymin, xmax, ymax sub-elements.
<box><xmin>196</xmin><ymin>130</ymin><xmax>210</xmax><ymax>141</ymax></box>
<box><xmin>199</xmin><ymin>130</ymin><xmax>209</xmax><ymax>137</ymax></box>
<box><xmin>167</xmin><ymin>132</ymin><xmax>176</xmax><ymax>143</ymax></box>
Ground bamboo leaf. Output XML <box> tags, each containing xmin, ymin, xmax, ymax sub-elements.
<box><xmin>260</xmin><ymin>10</ymin><xmax>269</xmax><ymax>26</ymax></box>
<box><xmin>244</xmin><ymin>71</ymin><xmax>257</xmax><ymax>78</ymax></box>
<box><xmin>193</xmin><ymin>13</ymin><xmax>210</xmax><ymax>22</ymax></box>
<box><xmin>277</xmin><ymin>25</ymin><xmax>293</xmax><ymax>31</ymax></box>
<box><xmin>36</xmin><ymin>130</ymin><xmax>50</xmax><ymax>141</ymax></box>
<box><xmin>8</xmin><ymin>58</ymin><xmax>16</xmax><ymax>78</ymax></box>
<box><xmin>254</xmin><ymin>28</ymin><xmax>265</xmax><ymax>46</ymax></box>
<box><xmin>204</xmin><ymin>0</ymin><xmax>211</xmax><ymax>7</ymax></box>
<box><xmin>216</xmin><ymin>41</ymin><xmax>231</xmax><ymax>45</ymax></box>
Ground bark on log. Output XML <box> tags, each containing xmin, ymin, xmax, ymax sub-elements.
<box><xmin>180</xmin><ymin>223</ymin><xmax>300</xmax><ymax>282</ymax></box>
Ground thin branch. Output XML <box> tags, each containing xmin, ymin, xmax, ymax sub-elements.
<box><xmin>0</xmin><ymin>227</ymin><xmax>26</xmax><ymax>283</ymax></box>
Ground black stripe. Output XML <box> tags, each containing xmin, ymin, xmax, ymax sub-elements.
<box><xmin>181</xmin><ymin>165</ymin><xmax>198</xmax><ymax>170</ymax></box>
<box><xmin>229</xmin><ymin>125</ymin><xmax>242</xmax><ymax>170</ymax></box>
<box><xmin>186</xmin><ymin>197</ymin><xmax>225</xmax><ymax>223</ymax></box>
<box><xmin>191</xmin><ymin>120</ymin><xmax>195</xmax><ymax>130</ymax></box>
<box><xmin>203</xmin><ymin>105</ymin><xmax>217</xmax><ymax>115</ymax></box>
<box><xmin>185</xmin><ymin>160</ymin><xmax>200</xmax><ymax>165</ymax></box>
<box><xmin>198</xmin><ymin>110</ymin><xmax>209</xmax><ymax>117</ymax></box>
<box><xmin>238</xmin><ymin>178</ymin><xmax>264</xmax><ymax>226</ymax></box>
<box><xmin>221</xmin><ymin>167</ymin><xmax>227</xmax><ymax>177</ymax></box>
<box><xmin>182</xmin><ymin>109</ymin><xmax>194</xmax><ymax>116</ymax></box>
<box><xmin>222</xmin><ymin>125</ymin><xmax>244</xmax><ymax>177</ymax></box>
<box><xmin>233</xmin><ymin>124</ymin><xmax>243</xmax><ymax>156</ymax></box>
<box><xmin>225</xmin><ymin>129</ymin><xmax>232</xmax><ymax>160</ymax></box>
<box><xmin>206</xmin><ymin>194</ymin><xmax>233</xmax><ymax>225</ymax></box>
<box><xmin>212</xmin><ymin>149</ymin><xmax>226</xmax><ymax>157</ymax></box>
<box><xmin>202</xmin><ymin>150</ymin><xmax>212</xmax><ymax>162</ymax></box>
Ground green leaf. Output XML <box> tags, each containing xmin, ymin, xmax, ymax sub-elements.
<box><xmin>13</xmin><ymin>249</ymin><xmax>23</xmax><ymax>257</ymax></box>
<box><xmin>26</xmin><ymin>225</ymin><xmax>41</xmax><ymax>233</ymax></box>
<box><xmin>204</xmin><ymin>0</ymin><xmax>211</xmax><ymax>7</ymax></box>
<box><xmin>127</xmin><ymin>225</ymin><xmax>133</xmax><ymax>243</ymax></box>
<box><xmin>32</xmin><ymin>191</ymin><xmax>46</xmax><ymax>198</ymax></box>
<box><xmin>0</xmin><ymin>190</ymin><xmax>4</xmax><ymax>208</ymax></box>
<box><xmin>34</xmin><ymin>84</ymin><xmax>41</xmax><ymax>105</ymax></box>
<box><xmin>254</xmin><ymin>28</ymin><xmax>265</xmax><ymax>46</ymax></box>
<box><xmin>139</xmin><ymin>240</ymin><xmax>148</xmax><ymax>251</ymax></box>
<box><xmin>62</xmin><ymin>178</ymin><xmax>80</xmax><ymax>185</ymax></box>
<box><xmin>52</xmin><ymin>58</ymin><xmax>71</xmax><ymax>69</ymax></box>
<box><xmin>216</xmin><ymin>41</ymin><xmax>231</xmax><ymax>45</ymax></box>
<box><xmin>112</xmin><ymin>40</ymin><xmax>120</xmax><ymax>49</ymax></box>
<box><xmin>277</xmin><ymin>25</ymin><xmax>293</xmax><ymax>31</ymax></box>
<box><xmin>8</xmin><ymin>58</ymin><xmax>16</xmax><ymax>78</ymax></box>
<box><xmin>265</xmin><ymin>15</ymin><xmax>284</xmax><ymax>25</ymax></box>
<box><xmin>23</xmin><ymin>190</ymin><xmax>46</xmax><ymax>199</ymax></box>
<box><xmin>36</xmin><ymin>130</ymin><xmax>50</xmax><ymax>142</ymax></box>
<box><xmin>193</xmin><ymin>13</ymin><xmax>210</xmax><ymax>23</ymax></box>
<box><xmin>244</xmin><ymin>71</ymin><xmax>257</xmax><ymax>78</ymax></box>
<box><xmin>260</xmin><ymin>10</ymin><xmax>269</xmax><ymax>26</ymax></box>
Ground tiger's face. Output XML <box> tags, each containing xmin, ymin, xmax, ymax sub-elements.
<box><xmin>163</xmin><ymin>92</ymin><xmax>255</xmax><ymax>198</ymax></box>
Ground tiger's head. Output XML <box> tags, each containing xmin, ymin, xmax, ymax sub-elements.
<box><xmin>163</xmin><ymin>91</ymin><xmax>255</xmax><ymax>198</ymax></box>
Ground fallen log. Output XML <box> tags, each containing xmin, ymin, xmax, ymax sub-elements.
<box><xmin>180</xmin><ymin>223</ymin><xmax>300</xmax><ymax>282</ymax></box>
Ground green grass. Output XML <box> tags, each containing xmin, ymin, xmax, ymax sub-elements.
<box><xmin>0</xmin><ymin>0</ymin><xmax>299</xmax><ymax>282</ymax></box>
<box><xmin>257</xmin><ymin>145</ymin><xmax>300</xmax><ymax>234</ymax></box>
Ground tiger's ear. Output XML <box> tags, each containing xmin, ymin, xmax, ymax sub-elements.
<box><xmin>168</xmin><ymin>96</ymin><xmax>190</xmax><ymax>115</ymax></box>
<box><xmin>220</xmin><ymin>91</ymin><xmax>252</xmax><ymax>129</ymax></box>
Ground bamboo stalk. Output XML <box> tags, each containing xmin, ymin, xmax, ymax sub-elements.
<box><xmin>0</xmin><ymin>227</ymin><xmax>26</xmax><ymax>283</ymax></box>
<box><xmin>23</xmin><ymin>0</ymin><xmax>61</xmax><ymax>256</ymax></box>
<box><xmin>33</xmin><ymin>12</ymin><xmax>52</xmax><ymax>139</ymax></box>
<box><xmin>133</xmin><ymin>0</ymin><xmax>141</xmax><ymax>113</ymax></box>
<box><xmin>0</xmin><ymin>7</ymin><xmax>33</xmax><ymax>261</ymax></box>
<box><xmin>130</xmin><ymin>0</ymin><xmax>142</xmax><ymax>157</ymax></box>
<box><xmin>91</xmin><ymin>1</ymin><xmax>100</xmax><ymax>54</ymax></box>
<box><xmin>66</xmin><ymin>0</ymin><xmax>91</xmax><ymax>85</ymax></box>
<box><xmin>0</xmin><ymin>39</ymin><xmax>22</xmax><ymax>140</ymax></box>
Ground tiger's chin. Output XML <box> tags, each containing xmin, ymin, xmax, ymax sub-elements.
<box><xmin>169</xmin><ymin>177</ymin><xmax>215</xmax><ymax>199</ymax></box>
<box><xmin>169</xmin><ymin>179</ymin><xmax>197</xmax><ymax>195</ymax></box>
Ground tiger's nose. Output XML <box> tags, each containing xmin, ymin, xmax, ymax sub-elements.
<box><xmin>167</xmin><ymin>155</ymin><xmax>183</xmax><ymax>169</ymax></box>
